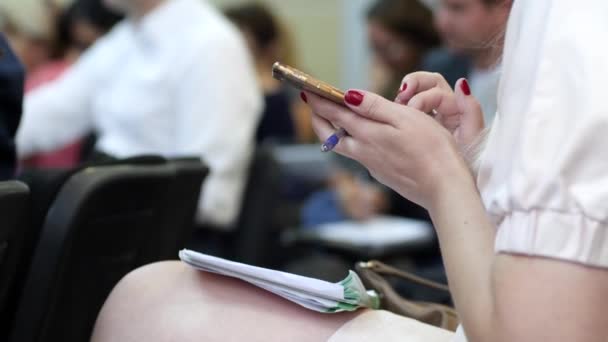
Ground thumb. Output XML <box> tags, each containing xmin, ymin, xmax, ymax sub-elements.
<box><xmin>455</xmin><ymin>78</ymin><xmax>485</xmax><ymax>145</ymax></box>
<box><xmin>343</xmin><ymin>89</ymin><xmax>401</xmax><ymax>126</ymax></box>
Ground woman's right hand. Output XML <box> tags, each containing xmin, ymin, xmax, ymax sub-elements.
<box><xmin>395</xmin><ymin>72</ymin><xmax>485</xmax><ymax>149</ymax></box>
<box><xmin>305</xmin><ymin>88</ymin><xmax>473</xmax><ymax>210</ymax></box>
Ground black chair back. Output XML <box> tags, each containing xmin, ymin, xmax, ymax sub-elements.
<box><xmin>10</xmin><ymin>164</ymin><xmax>175</xmax><ymax>342</ymax></box>
<box><xmin>158</xmin><ymin>158</ymin><xmax>208</xmax><ymax>260</ymax></box>
<box><xmin>14</xmin><ymin>155</ymin><xmax>169</xmax><ymax>280</ymax></box>
<box><xmin>0</xmin><ymin>181</ymin><xmax>29</xmax><ymax>334</ymax></box>
<box><xmin>232</xmin><ymin>147</ymin><xmax>281</xmax><ymax>266</ymax></box>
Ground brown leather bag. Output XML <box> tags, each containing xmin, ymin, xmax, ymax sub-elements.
<box><xmin>355</xmin><ymin>260</ymin><xmax>460</xmax><ymax>332</ymax></box>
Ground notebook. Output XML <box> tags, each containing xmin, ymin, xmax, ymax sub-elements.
<box><xmin>179</xmin><ymin>249</ymin><xmax>380</xmax><ymax>313</ymax></box>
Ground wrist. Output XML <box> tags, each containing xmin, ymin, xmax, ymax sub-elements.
<box><xmin>426</xmin><ymin>142</ymin><xmax>479</xmax><ymax>216</ymax></box>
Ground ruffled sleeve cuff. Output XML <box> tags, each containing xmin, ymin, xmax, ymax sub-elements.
<box><xmin>495</xmin><ymin>210</ymin><xmax>608</xmax><ymax>268</ymax></box>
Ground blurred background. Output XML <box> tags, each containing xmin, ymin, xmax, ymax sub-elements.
<box><xmin>217</xmin><ymin>0</ymin><xmax>439</xmax><ymax>90</ymax></box>
<box><xmin>214</xmin><ymin>0</ymin><xmax>373</xmax><ymax>90</ymax></box>
<box><xmin>1</xmin><ymin>0</ymin><xmax>442</xmax><ymax>92</ymax></box>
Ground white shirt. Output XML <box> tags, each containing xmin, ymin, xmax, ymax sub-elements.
<box><xmin>17</xmin><ymin>0</ymin><xmax>263</xmax><ymax>228</ymax></box>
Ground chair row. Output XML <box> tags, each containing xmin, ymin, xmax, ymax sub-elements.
<box><xmin>0</xmin><ymin>157</ymin><xmax>208</xmax><ymax>342</ymax></box>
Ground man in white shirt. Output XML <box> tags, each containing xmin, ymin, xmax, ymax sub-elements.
<box><xmin>16</xmin><ymin>0</ymin><xmax>263</xmax><ymax>229</ymax></box>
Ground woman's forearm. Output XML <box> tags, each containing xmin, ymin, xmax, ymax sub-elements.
<box><xmin>427</xmin><ymin>163</ymin><xmax>497</xmax><ymax>341</ymax></box>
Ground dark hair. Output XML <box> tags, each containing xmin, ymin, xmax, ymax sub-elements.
<box><xmin>52</xmin><ymin>0</ymin><xmax>123</xmax><ymax>57</ymax></box>
<box><xmin>224</xmin><ymin>3</ymin><xmax>278</xmax><ymax>50</ymax></box>
<box><xmin>71</xmin><ymin>0</ymin><xmax>123</xmax><ymax>33</ymax></box>
<box><xmin>367</xmin><ymin>0</ymin><xmax>440</xmax><ymax>50</ymax></box>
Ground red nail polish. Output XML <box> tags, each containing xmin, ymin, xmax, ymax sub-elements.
<box><xmin>345</xmin><ymin>90</ymin><xmax>364</xmax><ymax>106</ymax></box>
<box><xmin>460</xmin><ymin>79</ymin><xmax>471</xmax><ymax>96</ymax></box>
<box><xmin>397</xmin><ymin>83</ymin><xmax>407</xmax><ymax>96</ymax></box>
<box><xmin>300</xmin><ymin>92</ymin><xmax>307</xmax><ymax>103</ymax></box>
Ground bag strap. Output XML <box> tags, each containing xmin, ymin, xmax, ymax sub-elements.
<box><xmin>358</xmin><ymin>260</ymin><xmax>450</xmax><ymax>292</ymax></box>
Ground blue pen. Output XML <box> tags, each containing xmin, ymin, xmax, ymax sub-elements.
<box><xmin>321</xmin><ymin>127</ymin><xmax>347</xmax><ymax>152</ymax></box>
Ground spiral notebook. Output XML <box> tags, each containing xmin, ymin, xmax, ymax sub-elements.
<box><xmin>179</xmin><ymin>249</ymin><xmax>380</xmax><ymax>313</ymax></box>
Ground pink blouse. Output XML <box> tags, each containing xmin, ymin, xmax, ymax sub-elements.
<box><xmin>478</xmin><ymin>0</ymin><xmax>608</xmax><ymax>269</ymax></box>
<box><xmin>456</xmin><ymin>1</ymin><xmax>608</xmax><ymax>340</ymax></box>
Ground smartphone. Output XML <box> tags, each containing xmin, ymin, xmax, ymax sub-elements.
<box><xmin>272</xmin><ymin>62</ymin><xmax>345</xmax><ymax>105</ymax></box>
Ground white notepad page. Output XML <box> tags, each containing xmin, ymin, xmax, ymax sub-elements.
<box><xmin>179</xmin><ymin>249</ymin><xmax>378</xmax><ymax>313</ymax></box>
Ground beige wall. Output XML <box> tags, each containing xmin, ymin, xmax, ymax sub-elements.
<box><xmin>209</xmin><ymin>0</ymin><xmax>343</xmax><ymax>86</ymax></box>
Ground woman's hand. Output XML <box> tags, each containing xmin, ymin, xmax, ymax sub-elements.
<box><xmin>304</xmin><ymin>89</ymin><xmax>473</xmax><ymax>210</ymax></box>
<box><xmin>396</xmin><ymin>72</ymin><xmax>485</xmax><ymax>149</ymax></box>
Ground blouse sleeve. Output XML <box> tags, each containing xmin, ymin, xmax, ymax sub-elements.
<box><xmin>477</xmin><ymin>1</ymin><xmax>608</xmax><ymax>268</ymax></box>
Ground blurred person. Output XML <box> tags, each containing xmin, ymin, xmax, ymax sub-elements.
<box><xmin>21</xmin><ymin>0</ymin><xmax>123</xmax><ymax>168</ymax></box>
<box><xmin>300</xmin><ymin>157</ymin><xmax>429</xmax><ymax>227</ymax></box>
<box><xmin>93</xmin><ymin>1</ymin><xmax>608</xmax><ymax>341</ymax></box>
<box><xmin>423</xmin><ymin>0</ymin><xmax>512</xmax><ymax>123</ymax></box>
<box><xmin>0</xmin><ymin>0</ymin><xmax>54</xmax><ymax>73</ymax></box>
<box><xmin>225</xmin><ymin>3</ymin><xmax>314</xmax><ymax>144</ymax></box>
<box><xmin>0</xmin><ymin>34</ymin><xmax>24</xmax><ymax>179</ymax></box>
<box><xmin>16</xmin><ymin>0</ymin><xmax>263</xmax><ymax>228</ymax></box>
<box><xmin>26</xmin><ymin>0</ymin><xmax>123</xmax><ymax>91</ymax></box>
<box><xmin>301</xmin><ymin>167</ymin><xmax>389</xmax><ymax>227</ymax></box>
<box><xmin>366</xmin><ymin>0</ymin><xmax>440</xmax><ymax>99</ymax></box>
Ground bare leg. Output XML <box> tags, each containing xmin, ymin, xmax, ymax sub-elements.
<box><xmin>92</xmin><ymin>261</ymin><xmax>361</xmax><ymax>342</ymax></box>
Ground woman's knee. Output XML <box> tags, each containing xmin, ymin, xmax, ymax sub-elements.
<box><xmin>92</xmin><ymin>261</ymin><xmax>359</xmax><ymax>342</ymax></box>
<box><xmin>92</xmin><ymin>261</ymin><xmax>207</xmax><ymax>341</ymax></box>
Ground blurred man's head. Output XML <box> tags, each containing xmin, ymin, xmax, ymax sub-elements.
<box><xmin>435</xmin><ymin>0</ymin><xmax>511</xmax><ymax>61</ymax></box>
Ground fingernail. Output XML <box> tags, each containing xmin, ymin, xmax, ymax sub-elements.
<box><xmin>397</xmin><ymin>83</ymin><xmax>407</xmax><ymax>96</ymax></box>
<box><xmin>300</xmin><ymin>92</ymin><xmax>307</xmax><ymax>103</ymax></box>
<box><xmin>460</xmin><ymin>79</ymin><xmax>471</xmax><ymax>96</ymax></box>
<box><xmin>345</xmin><ymin>90</ymin><xmax>364</xmax><ymax>106</ymax></box>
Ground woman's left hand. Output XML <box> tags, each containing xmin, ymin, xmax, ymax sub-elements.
<box><xmin>304</xmin><ymin>89</ymin><xmax>473</xmax><ymax>209</ymax></box>
<box><xmin>396</xmin><ymin>72</ymin><xmax>485</xmax><ymax>149</ymax></box>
